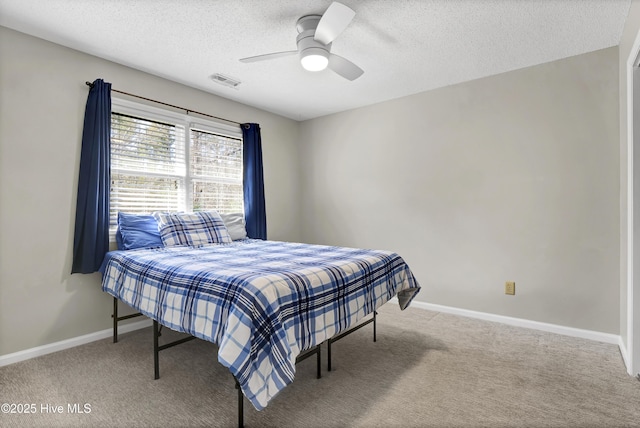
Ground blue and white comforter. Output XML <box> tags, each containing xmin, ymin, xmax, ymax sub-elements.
<box><xmin>101</xmin><ymin>239</ymin><xmax>420</xmax><ymax>410</ymax></box>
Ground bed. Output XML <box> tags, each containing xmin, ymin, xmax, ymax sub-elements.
<box><xmin>100</xmin><ymin>211</ymin><xmax>421</xmax><ymax>424</ymax></box>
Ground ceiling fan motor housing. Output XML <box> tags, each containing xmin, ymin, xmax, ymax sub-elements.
<box><xmin>296</xmin><ymin>15</ymin><xmax>331</xmax><ymax>61</ymax></box>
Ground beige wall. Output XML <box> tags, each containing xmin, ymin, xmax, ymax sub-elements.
<box><xmin>619</xmin><ymin>0</ymin><xmax>640</xmax><ymax>369</ymax></box>
<box><xmin>0</xmin><ymin>26</ymin><xmax>302</xmax><ymax>356</ymax></box>
<box><xmin>299</xmin><ymin>47</ymin><xmax>620</xmax><ymax>334</ymax></box>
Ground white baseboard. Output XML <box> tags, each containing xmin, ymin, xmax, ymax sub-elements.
<box><xmin>397</xmin><ymin>298</ymin><xmax>621</xmax><ymax>345</ymax></box>
<box><xmin>618</xmin><ymin>337</ymin><xmax>632</xmax><ymax>374</ymax></box>
<box><xmin>0</xmin><ymin>318</ymin><xmax>152</xmax><ymax>368</ymax></box>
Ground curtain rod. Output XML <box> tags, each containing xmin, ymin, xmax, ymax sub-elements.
<box><xmin>85</xmin><ymin>81</ymin><xmax>243</xmax><ymax>126</ymax></box>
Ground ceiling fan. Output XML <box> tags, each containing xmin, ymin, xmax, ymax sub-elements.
<box><xmin>239</xmin><ymin>2</ymin><xmax>364</xmax><ymax>81</ymax></box>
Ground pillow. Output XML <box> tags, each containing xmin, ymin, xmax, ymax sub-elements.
<box><xmin>219</xmin><ymin>213</ymin><xmax>248</xmax><ymax>241</ymax></box>
<box><xmin>117</xmin><ymin>212</ymin><xmax>163</xmax><ymax>250</ymax></box>
<box><xmin>154</xmin><ymin>211</ymin><xmax>232</xmax><ymax>247</ymax></box>
<box><xmin>115</xmin><ymin>227</ymin><xmax>125</xmax><ymax>250</ymax></box>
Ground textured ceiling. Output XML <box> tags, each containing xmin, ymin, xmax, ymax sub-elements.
<box><xmin>0</xmin><ymin>0</ymin><xmax>631</xmax><ymax>121</ymax></box>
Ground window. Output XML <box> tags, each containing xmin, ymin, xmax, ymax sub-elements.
<box><xmin>109</xmin><ymin>98</ymin><xmax>243</xmax><ymax>236</ymax></box>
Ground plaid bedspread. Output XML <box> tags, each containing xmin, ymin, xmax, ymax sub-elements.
<box><xmin>101</xmin><ymin>239</ymin><xmax>420</xmax><ymax>410</ymax></box>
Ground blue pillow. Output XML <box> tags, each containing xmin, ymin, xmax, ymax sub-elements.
<box><xmin>115</xmin><ymin>227</ymin><xmax>125</xmax><ymax>250</ymax></box>
<box><xmin>117</xmin><ymin>212</ymin><xmax>163</xmax><ymax>250</ymax></box>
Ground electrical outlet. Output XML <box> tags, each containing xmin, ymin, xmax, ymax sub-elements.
<box><xmin>505</xmin><ymin>281</ymin><xmax>516</xmax><ymax>295</ymax></box>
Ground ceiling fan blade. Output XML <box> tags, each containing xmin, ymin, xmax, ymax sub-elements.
<box><xmin>314</xmin><ymin>2</ymin><xmax>355</xmax><ymax>45</ymax></box>
<box><xmin>328</xmin><ymin>54</ymin><xmax>364</xmax><ymax>81</ymax></box>
<box><xmin>239</xmin><ymin>51</ymin><xmax>297</xmax><ymax>63</ymax></box>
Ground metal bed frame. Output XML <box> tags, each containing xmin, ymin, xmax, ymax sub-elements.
<box><xmin>111</xmin><ymin>297</ymin><xmax>377</xmax><ymax>427</ymax></box>
<box><xmin>327</xmin><ymin>311</ymin><xmax>376</xmax><ymax>372</ymax></box>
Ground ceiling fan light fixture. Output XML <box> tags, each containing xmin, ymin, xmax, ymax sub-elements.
<box><xmin>300</xmin><ymin>48</ymin><xmax>329</xmax><ymax>71</ymax></box>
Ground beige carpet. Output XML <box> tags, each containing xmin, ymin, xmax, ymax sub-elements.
<box><xmin>1</xmin><ymin>304</ymin><xmax>639</xmax><ymax>427</ymax></box>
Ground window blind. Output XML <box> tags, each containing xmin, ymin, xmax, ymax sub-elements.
<box><xmin>190</xmin><ymin>128</ymin><xmax>243</xmax><ymax>213</ymax></box>
<box><xmin>110</xmin><ymin>113</ymin><xmax>186</xmax><ymax>227</ymax></box>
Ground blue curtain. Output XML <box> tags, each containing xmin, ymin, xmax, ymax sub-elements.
<box><xmin>72</xmin><ymin>79</ymin><xmax>111</xmax><ymax>274</ymax></box>
<box><xmin>241</xmin><ymin>123</ymin><xmax>267</xmax><ymax>239</ymax></box>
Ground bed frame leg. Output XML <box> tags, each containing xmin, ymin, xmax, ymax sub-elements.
<box><xmin>110</xmin><ymin>297</ymin><xmax>144</xmax><ymax>345</ymax></box>
<box><xmin>327</xmin><ymin>340</ymin><xmax>332</xmax><ymax>372</ymax></box>
<box><xmin>316</xmin><ymin>344</ymin><xmax>322</xmax><ymax>379</ymax></box>
<box><xmin>235</xmin><ymin>378</ymin><xmax>244</xmax><ymax>428</ymax></box>
<box><xmin>373</xmin><ymin>311</ymin><xmax>377</xmax><ymax>342</ymax></box>
<box><xmin>153</xmin><ymin>320</ymin><xmax>160</xmax><ymax>380</ymax></box>
<box><xmin>112</xmin><ymin>297</ymin><xmax>118</xmax><ymax>343</ymax></box>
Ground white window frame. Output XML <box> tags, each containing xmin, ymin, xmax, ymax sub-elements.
<box><xmin>110</xmin><ymin>97</ymin><xmax>243</xmax><ymax>235</ymax></box>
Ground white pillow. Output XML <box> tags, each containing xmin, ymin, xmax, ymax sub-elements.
<box><xmin>219</xmin><ymin>213</ymin><xmax>248</xmax><ymax>241</ymax></box>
